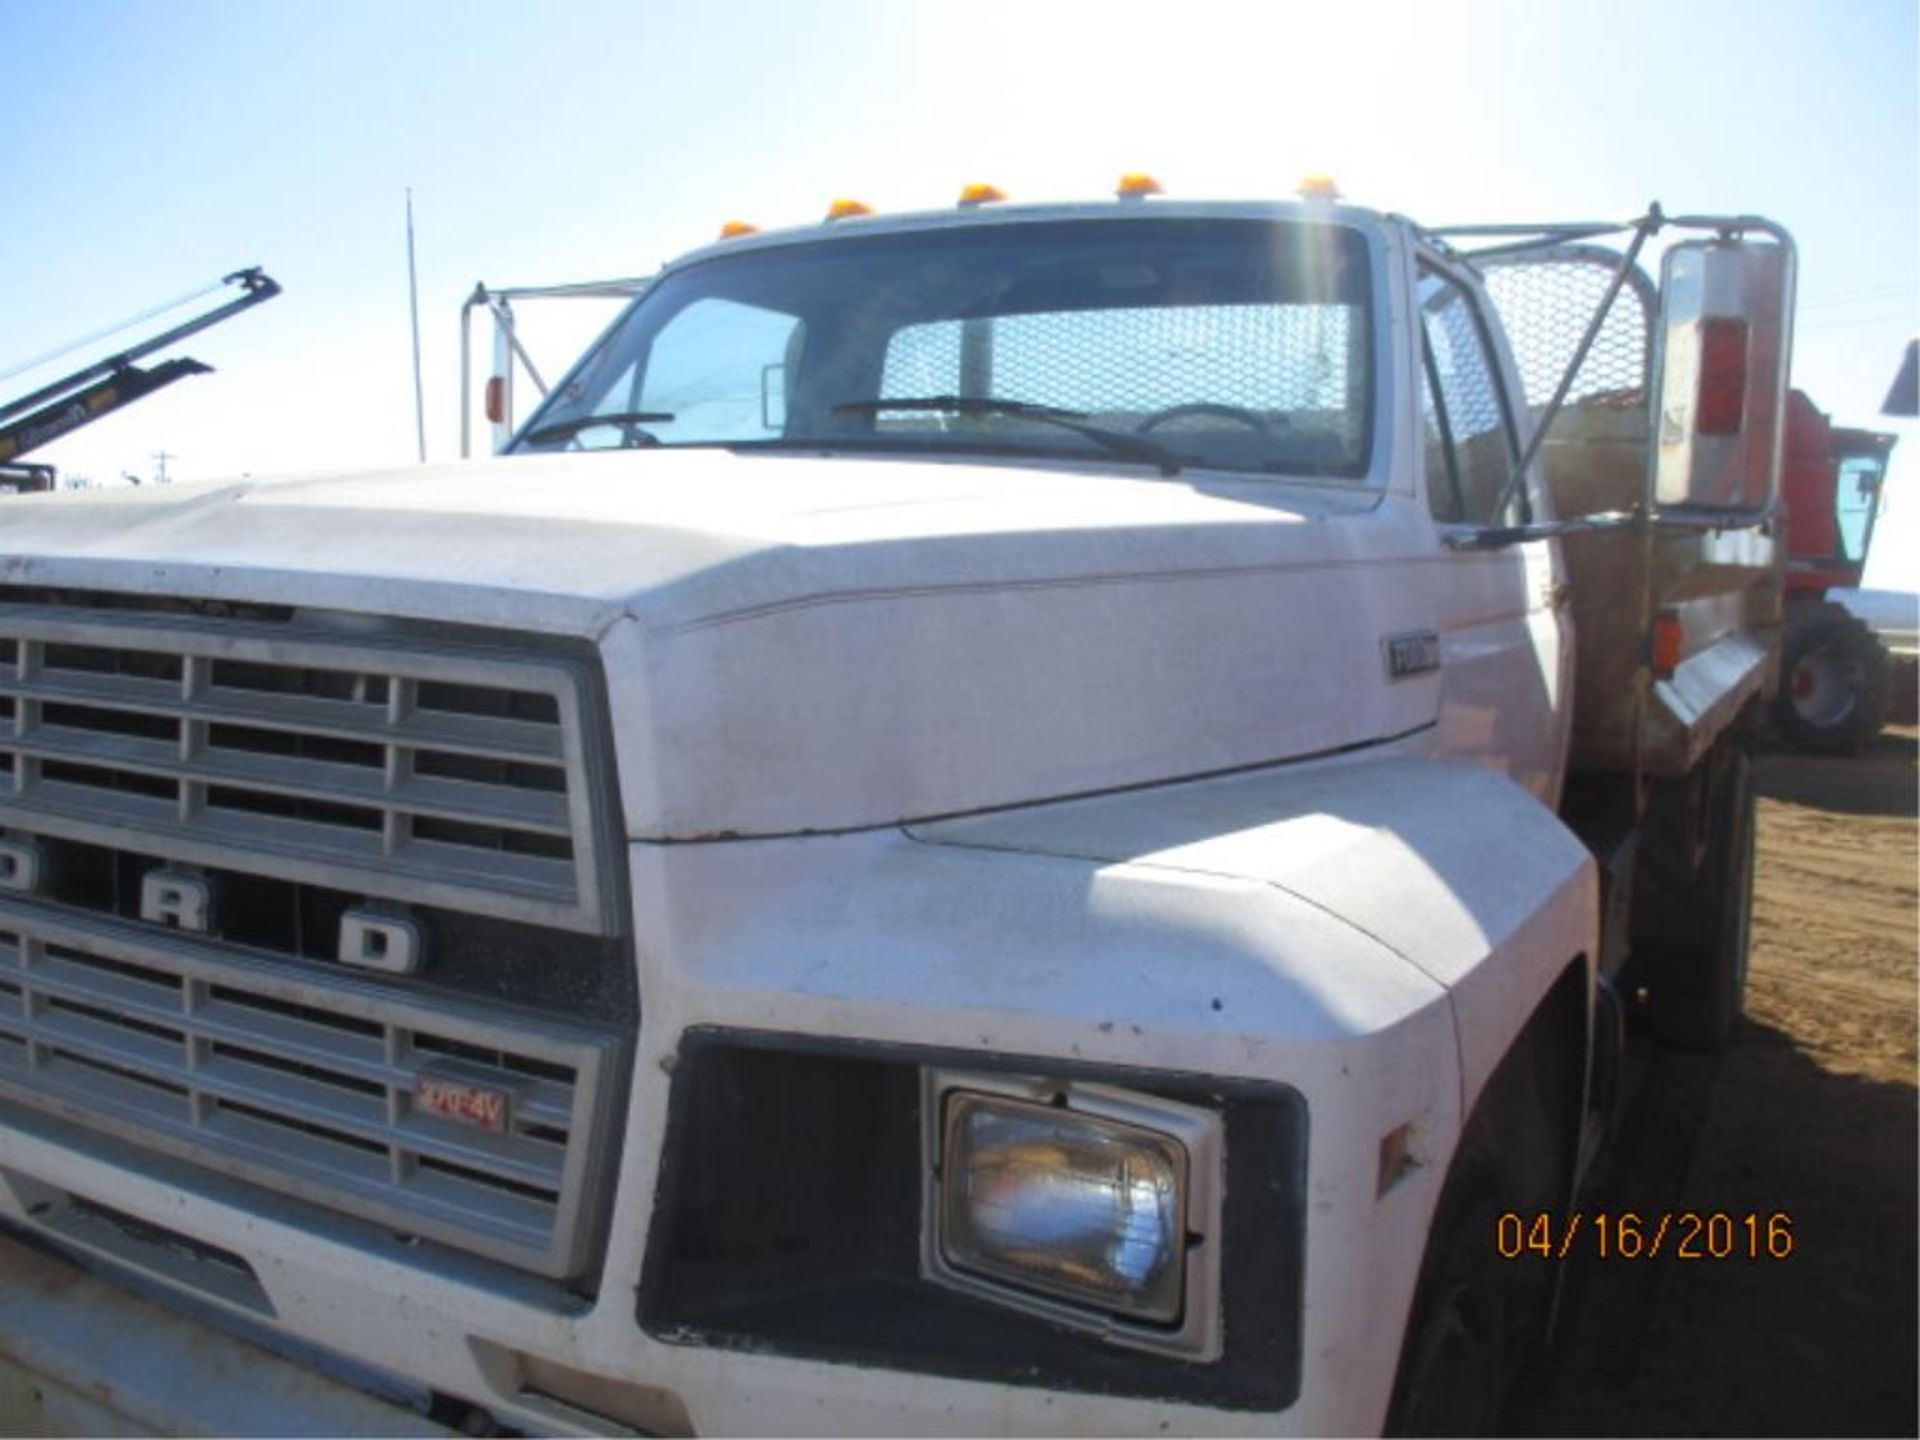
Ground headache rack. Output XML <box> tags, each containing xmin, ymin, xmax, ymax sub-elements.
<box><xmin>1426</xmin><ymin>204</ymin><xmax>1795</xmax><ymax>781</ymax></box>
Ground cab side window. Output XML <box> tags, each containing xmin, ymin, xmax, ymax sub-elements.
<box><xmin>1418</xmin><ymin>268</ymin><xmax>1521</xmax><ymax>525</ymax></box>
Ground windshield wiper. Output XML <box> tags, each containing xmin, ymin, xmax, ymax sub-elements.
<box><xmin>521</xmin><ymin>410</ymin><xmax>675</xmax><ymax>448</ymax></box>
<box><xmin>831</xmin><ymin>395</ymin><xmax>1182</xmax><ymax>476</ymax></box>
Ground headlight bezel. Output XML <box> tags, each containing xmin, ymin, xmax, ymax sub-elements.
<box><xmin>922</xmin><ymin>1068</ymin><xmax>1226</xmax><ymax>1361</ymax></box>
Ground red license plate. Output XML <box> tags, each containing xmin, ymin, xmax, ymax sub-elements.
<box><xmin>416</xmin><ymin>1072</ymin><xmax>512</xmax><ymax>1133</ymax></box>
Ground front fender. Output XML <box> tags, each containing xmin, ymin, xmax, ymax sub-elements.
<box><xmin>912</xmin><ymin>752</ymin><xmax>1599</xmax><ymax>1116</ymax></box>
<box><xmin>603</xmin><ymin>754</ymin><xmax>1592</xmax><ymax>1434</ymax></box>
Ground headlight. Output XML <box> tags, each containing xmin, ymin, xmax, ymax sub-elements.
<box><xmin>924</xmin><ymin>1072</ymin><xmax>1224</xmax><ymax>1358</ymax></box>
<box><xmin>941</xmin><ymin>1094</ymin><xmax>1186</xmax><ymax>1320</ymax></box>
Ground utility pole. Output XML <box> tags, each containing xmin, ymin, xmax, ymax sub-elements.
<box><xmin>151</xmin><ymin>450</ymin><xmax>172</xmax><ymax>485</ymax></box>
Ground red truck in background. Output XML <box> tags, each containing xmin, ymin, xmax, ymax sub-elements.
<box><xmin>1776</xmin><ymin>389</ymin><xmax>1905</xmax><ymax>748</ymax></box>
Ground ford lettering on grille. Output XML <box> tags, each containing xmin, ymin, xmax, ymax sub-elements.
<box><xmin>0</xmin><ymin>602</ymin><xmax>630</xmax><ymax>1281</ymax></box>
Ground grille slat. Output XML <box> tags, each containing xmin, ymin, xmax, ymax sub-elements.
<box><xmin>195</xmin><ymin>1105</ymin><xmax>555</xmax><ymax>1246</ymax></box>
<box><xmin>0</xmin><ymin>781</ymin><xmax>579</xmax><ymax>909</ymax></box>
<box><xmin>5</xmin><ymin>726</ymin><xmax>573</xmax><ymax>835</ymax></box>
<box><xmin>0</xmin><ymin>671</ymin><xmax>565</xmax><ymax>764</ymax></box>
<box><xmin>0</xmin><ymin>899</ymin><xmax>618</xmax><ymax>1277</ymax></box>
<box><xmin>197</xmin><ymin>1049</ymin><xmax>392</xmax><ymax>1130</ymax></box>
<box><xmin>0</xmin><ymin>977</ymin><xmax>577</xmax><ymax>1187</ymax></box>
<box><xmin>29</xmin><ymin>949</ymin><xmax>183</xmax><ymax>1015</ymax></box>
<box><xmin>197</xmin><ymin>995</ymin><xmax>402</xmax><ymax>1083</ymax></box>
<box><xmin>18</xmin><ymin>1045</ymin><xmax>190</xmax><ymax>1111</ymax></box>
<box><xmin>0</xmin><ymin>607</ymin><xmax>606</xmax><ymax>933</ymax></box>
<box><xmin>0</xmin><ymin>604</ymin><xmax>625</xmax><ymax>1283</ymax></box>
<box><xmin>31</xmin><ymin>1001</ymin><xmax>189</xmax><ymax>1075</ymax></box>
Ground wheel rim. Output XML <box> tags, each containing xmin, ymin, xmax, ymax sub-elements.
<box><xmin>1790</xmin><ymin>648</ymin><xmax>1862</xmax><ymax>728</ymax></box>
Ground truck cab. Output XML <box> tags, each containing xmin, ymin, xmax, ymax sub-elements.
<box><xmin>0</xmin><ymin>188</ymin><xmax>1785</xmax><ymax>1435</ymax></box>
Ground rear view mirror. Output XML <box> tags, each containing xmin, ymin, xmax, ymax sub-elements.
<box><xmin>1652</xmin><ymin>234</ymin><xmax>1795</xmax><ymax>510</ymax></box>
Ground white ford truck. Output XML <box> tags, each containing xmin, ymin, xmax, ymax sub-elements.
<box><xmin>0</xmin><ymin>186</ymin><xmax>1790</xmax><ymax>1435</ymax></box>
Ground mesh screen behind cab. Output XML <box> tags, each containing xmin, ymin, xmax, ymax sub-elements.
<box><xmin>1481</xmin><ymin>255</ymin><xmax>1653</xmax><ymax>411</ymax></box>
<box><xmin>882</xmin><ymin>303</ymin><xmax>1367</xmax><ymax>457</ymax></box>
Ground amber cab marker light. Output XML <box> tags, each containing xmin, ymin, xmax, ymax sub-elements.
<box><xmin>718</xmin><ymin>220</ymin><xmax>760</xmax><ymax>239</ymax></box>
<box><xmin>1297</xmin><ymin>174</ymin><xmax>1342</xmax><ymax>201</ymax></box>
<box><xmin>958</xmin><ymin>183</ymin><xmax>1008</xmax><ymax>208</ymax></box>
<box><xmin>1115</xmin><ymin>172</ymin><xmax>1163</xmax><ymax>200</ymax></box>
<box><xmin>824</xmin><ymin>198</ymin><xmax>875</xmax><ymax>221</ymax></box>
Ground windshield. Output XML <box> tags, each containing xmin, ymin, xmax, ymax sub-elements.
<box><xmin>1834</xmin><ymin>453</ymin><xmax>1886</xmax><ymax>564</ymax></box>
<box><xmin>511</xmin><ymin>217</ymin><xmax>1376</xmax><ymax>480</ymax></box>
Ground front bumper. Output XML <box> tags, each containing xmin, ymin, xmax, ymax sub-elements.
<box><xmin>0</xmin><ymin>1228</ymin><xmax>450</xmax><ymax>1438</ymax></box>
<box><xmin>0</xmin><ymin>1017</ymin><xmax>1437</xmax><ymax>1439</ymax></box>
<box><xmin>0</xmin><ymin>1061</ymin><xmax>1331</xmax><ymax>1439</ymax></box>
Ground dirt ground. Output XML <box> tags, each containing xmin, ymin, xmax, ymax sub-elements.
<box><xmin>1504</xmin><ymin>727</ymin><xmax>1919</xmax><ymax>1437</ymax></box>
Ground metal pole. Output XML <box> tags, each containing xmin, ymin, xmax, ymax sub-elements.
<box><xmin>460</xmin><ymin>287</ymin><xmax>479</xmax><ymax>460</ymax></box>
<box><xmin>0</xmin><ymin>269</ymin><xmax>279</xmax><ymax>428</ymax></box>
<box><xmin>1486</xmin><ymin>206</ymin><xmax>1664</xmax><ymax>524</ymax></box>
<box><xmin>0</xmin><ymin>277</ymin><xmax>227</xmax><ymax>388</ymax></box>
<box><xmin>489</xmin><ymin>297</ymin><xmax>550</xmax><ymax>396</ymax></box>
<box><xmin>491</xmin><ymin>299</ymin><xmax>514</xmax><ymax>454</ymax></box>
<box><xmin>406</xmin><ymin>189</ymin><xmax>427</xmax><ymax>464</ymax></box>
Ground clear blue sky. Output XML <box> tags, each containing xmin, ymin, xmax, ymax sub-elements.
<box><xmin>4</xmin><ymin>0</ymin><xmax>1915</xmax><ymax>586</ymax></box>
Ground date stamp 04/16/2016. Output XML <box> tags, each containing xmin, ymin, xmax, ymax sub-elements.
<box><xmin>1495</xmin><ymin>1211</ymin><xmax>1796</xmax><ymax>1261</ymax></box>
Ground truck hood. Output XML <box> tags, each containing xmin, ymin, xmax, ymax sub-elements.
<box><xmin>0</xmin><ymin>450</ymin><xmax>1442</xmax><ymax>837</ymax></box>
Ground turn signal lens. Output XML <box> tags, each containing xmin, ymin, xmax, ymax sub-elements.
<box><xmin>1115</xmin><ymin>172</ymin><xmax>1163</xmax><ymax>199</ymax></box>
<box><xmin>939</xmin><ymin>1092</ymin><xmax>1185</xmax><ymax>1322</ymax></box>
<box><xmin>483</xmin><ymin>376</ymin><xmax>506</xmax><ymax>425</ymax></box>
<box><xmin>1696</xmin><ymin>317</ymin><xmax>1750</xmax><ymax>435</ymax></box>
<box><xmin>1651</xmin><ymin>609</ymin><xmax>1684</xmax><ymax>679</ymax></box>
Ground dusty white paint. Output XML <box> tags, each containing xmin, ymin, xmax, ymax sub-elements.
<box><xmin>0</xmin><ymin>203</ymin><xmax>1606</xmax><ymax>1435</ymax></box>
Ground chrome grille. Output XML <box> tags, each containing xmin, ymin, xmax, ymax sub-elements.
<box><xmin>0</xmin><ymin>606</ymin><xmax>611</xmax><ymax>933</ymax></box>
<box><xmin>0</xmin><ymin>897</ymin><xmax>623</xmax><ymax>1279</ymax></box>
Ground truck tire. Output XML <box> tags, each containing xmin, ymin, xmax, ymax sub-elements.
<box><xmin>1385</xmin><ymin>1144</ymin><xmax>1512</xmax><ymax>1438</ymax></box>
<box><xmin>1387</xmin><ymin>967</ymin><xmax>1583</xmax><ymax>1436</ymax></box>
<box><xmin>1630</xmin><ymin>746</ymin><xmax>1755</xmax><ymax>1052</ymax></box>
<box><xmin>1773</xmin><ymin>601</ymin><xmax>1893</xmax><ymax>751</ymax></box>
